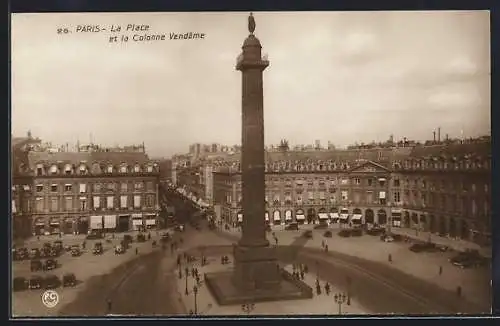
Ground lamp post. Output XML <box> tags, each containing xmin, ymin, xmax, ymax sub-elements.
<box><xmin>334</xmin><ymin>292</ymin><xmax>347</xmax><ymax>315</ymax></box>
<box><xmin>346</xmin><ymin>276</ymin><xmax>352</xmax><ymax>305</ymax></box>
<box><xmin>241</xmin><ymin>303</ymin><xmax>255</xmax><ymax>315</ymax></box>
<box><xmin>184</xmin><ymin>266</ymin><xmax>189</xmax><ymax>295</ymax></box>
<box><xmin>386</xmin><ymin>202</ymin><xmax>392</xmax><ymax>235</ymax></box>
<box><xmin>193</xmin><ymin>285</ymin><xmax>198</xmax><ymax>314</ymax></box>
<box><xmin>178</xmin><ymin>262</ymin><xmax>182</xmax><ymax>279</ymax></box>
<box><xmin>315</xmin><ymin>260</ymin><xmax>320</xmax><ymax>282</ymax></box>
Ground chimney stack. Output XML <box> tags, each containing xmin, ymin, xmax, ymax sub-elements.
<box><xmin>437</xmin><ymin>127</ymin><xmax>441</xmax><ymax>143</ymax></box>
<box><xmin>433</xmin><ymin>131</ymin><xmax>436</xmax><ymax>143</ymax></box>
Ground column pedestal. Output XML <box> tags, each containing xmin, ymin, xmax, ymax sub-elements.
<box><xmin>232</xmin><ymin>245</ymin><xmax>281</xmax><ymax>290</ymax></box>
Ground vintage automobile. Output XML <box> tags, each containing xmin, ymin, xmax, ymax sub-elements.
<box><xmin>44</xmin><ymin>275</ymin><xmax>60</xmax><ymax>289</ymax></box>
<box><xmin>323</xmin><ymin>230</ymin><xmax>333</xmax><ymax>238</ymax></box>
<box><xmin>71</xmin><ymin>248</ymin><xmax>82</xmax><ymax>257</ymax></box>
<box><xmin>409</xmin><ymin>242</ymin><xmax>439</xmax><ymax>253</ymax></box>
<box><xmin>285</xmin><ymin>223</ymin><xmax>299</xmax><ymax>231</ymax></box>
<box><xmin>62</xmin><ymin>273</ymin><xmax>77</xmax><ymax>287</ymax></box>
<box><xmin>86</xmin><ymin>230</ymin><xmax>104</xmax><ymax>240</ymax></box>
<box><xmin>450</xmin><ymin>250</ymin><xmax>488</xmax><ymax>269</ymax></box>
<box><xmin>30</xmin><ymin>248</ymin><xmax>41</xmax><ymax>259</ymax></box>
<box><xmin>365</xmin><ymin>228</ymin><xmax>385</xmax><ymax>236</ymax></box>
<box><xmin>13</xmin><ymin>277</ymin><xmax>28</xmax><ymax>292</ymax></box>
<box><xmin>29</xmin><ymin>276</ymin><xmax>43</xmax><ymax>289</ymax></box>
<box><xmin>380</xmin><ymin>234</ymin><xmax>394</xmax><ymax>242</ymax></box>
<box><xmin>30</xmin><ymin>259</ymin><xmax>43</xmax><ymax>272</ymax></box>
<box><xmin>115</xmin><ymin>244</ymin><xmax>125</xmax><ymax>255</ymax></box>
<box><xmin>13</xmin><ymin>247</ymin><xmax>29</xmax><ymax>261</ymax></box>
<box><xmin>136</xmin><ymin>233</ymin><xmax>146</xmax><ymax>243</ymax></box>
<box><xmin>160</xmin><ymin>233</ymin><xmax>171</xmax><ymax>243</ymax></box>
<box><xmin>44</xmin><ymin>259</ymin><xmax>58</xmax><ymax>271</ymax></box>
<box><xmin>93</xmin><ymin>242</ymin><xmax>104</xmax><ymax>255</ymax></box>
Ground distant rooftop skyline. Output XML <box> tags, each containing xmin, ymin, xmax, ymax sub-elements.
<box><xmin>12</xmin><ymin>11</ymin><xmax>490</xmax><ymax>157</ymax></box>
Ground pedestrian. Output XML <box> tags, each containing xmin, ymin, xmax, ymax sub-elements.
<box><xmin>304</xmin><ymin>264</ymin><xmax>309</xmax><ymax>274</ymax></box>
<box><xmin>300</xmin><ymin>270</ymin><xmax>305</xmax><ymax>280</ymax></box>
<box><xmin>82</xmin><ymin>241</ymin><xmax>86</xmax><ymax>250</ymax></box>
<box><xmin>321</xmin><ymin>240</ymin><xmax>325</xmax><ymax>248</ymax></box>
<box><xmin>457</xmin><ymin>286</ymin><xmax>462</xmax><ymax>297</ymax></box>
<box><xmin>316</xmin><ymin>283</ymin><xmax>322</xmax><ymax>295</ymax></box>
<box><xmin>325</xmin><ymin>244</ymin><xmax>329</xmax><ymax>252</ymax></box>
<box><xmin>107</xmin><ymin>299</ymin><xmax>112</xmax><ymax>313</ymax></box>
<box><xmin>439</xmin><ymin>265</ymin><xmax>443</xmax><ymax>275</ymax></box>
<box><xmin>177</xmin><ymin>255</ymin><xmax>181</xmax><ymax>267</ymax></box>
<box><xmin>388</xmin><ymin>253</ymin><xmax>392</xmax><ymax>262</ymax></box>
<box><xmin>274</xmin><ymin>237</ymin><xmax>278</xmax><ymax>245</ymax></box>
<box><xmin>37</xmin><ymin>236</ymin><xmax>40</xmax><ymax>241</ymax></box>
<box><xmin>191</xmin><ymin>267</ymin><xmax>195</xmax><ymax>278</ymax></box>
<box><xmin>147</xmin><ymin>233</ymin><xmax>151</xmax><ymax>240</ymax></box>
<box><xmin>135</xmin><ymin>247</ymin><xmax>139</xmax><ymax>255</ymax></box>
<box><xmin>325</xmin><ymin>282</ymin><xmax>330</xmax><ymax>295</ymax></box>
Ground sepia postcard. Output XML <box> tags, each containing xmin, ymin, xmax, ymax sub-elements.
<box><xmin>10</xmin><ymin>11</ymin><xmax>492</xmax><ymax>317</ymax></box>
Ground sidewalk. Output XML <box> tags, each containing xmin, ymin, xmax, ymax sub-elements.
<box><xmin>214</xmin><ymin>227</ymin><xmax>491</xmax><ymax>309</ymax></box>
<box><xmin>389</xmin><ymin>228</ymin><xmax>492</xmax><ymax>258</ymax></box>
<box><xmin>176</xmin><ymin>254</ymin><xmax>368</xmax><ymax>315</ymax></box>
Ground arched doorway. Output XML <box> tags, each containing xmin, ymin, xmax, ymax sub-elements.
<box><xmin>449</xmin><ymin>218</ymin><xmax>457</xmax><ymax>238</ymax></box>
<box><xmin>352</xmin><ymin>208</ymin><xmax>362</xmax><ymax>226</ymax></box>
<box><xmin>411</xmin><ymin>213</ymin><xmax>418</xmax><ymax>227</ymax></box>
<box><xmin>295</xmin><ymin>209</ymin><xmax>305</xmax><ymax>225</ymax></box>
<box><xmin>429</xmin><ymin>215</ymin><xmax>436</xmax><ymax>233</ymax></box>
<box><xmin>460</xmin><ymin>220</ymin><xmax>469</xmax><ymax>241</ymax></box>
<box><xmin>273</xmin><ymin>210</ymin><xmax>282</xmax><ymax>225</ymax></box>
<box><xmin>237</xmin><ymin>210</ymin><xmax>243</xmax><ymax>226</ymax></box>
<box><xmin>365</xmin><ymin>209</ymin><xmax>374</xmax><ymax>224</ymax></box>
<box><xmin>318</xmin><ymin>207</ymin><xmax>329</xmax><ymax>224</ymax></box>
<box><xmin>419</xmin><ymin>215</ymin><xmax>427</xmax><ymax>231</ymax></box>
<box><xmin>77</xmin><ymin>217</ymin><xmax>89</xmax><ymax>235</ymax></box>
<box><xmin>307</xmin><ymin>208</ymin><xmax>316</xmax><ymax>224</ymax></box>
<box><xmin>265</xmin><ymin>211</ymin><xmax>270</xmax><ymax>225</ymax></box>
<box><xmin>438</xmin><ymin>217</ymin><xmax>446</xmax><ymax>236</ymax></box>
<box><xmin>377</xmin><ymin>209</ymin><xmax>387</xmax><ymax>225</ymax></box>
<box><xmin>284</xmin><ymin>210</ymin><xmax>292</xmax><ymax>224</ymax></box>
<box><xmin>403</xmin><ymin>211</ymin><xmax>410</xmax><ymax>228</ymax></box>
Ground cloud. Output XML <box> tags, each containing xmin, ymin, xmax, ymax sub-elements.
<box><xmin>427</xmin><ymin>88</ymin><xmax>481</xmax><ymax>109</ymax></box>
<box><xmin>334</xmin><ymin>31</ymin><xmax>379</xmax><ymax>64</ymax></box>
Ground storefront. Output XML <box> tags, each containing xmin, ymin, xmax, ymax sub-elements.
<box><xmin>318</xmin><ymin>208</ymin><xmax>329</xmax><ymax>224</ymax></box>
<box><xmin>295</xmin><ymin>209</ymin><xmax>305</xmax><ymax>224</ymax></box>
<box><xmin>351</xmin><ymin>208</ymin><xmax>362</xmax><ymax>226</ymax></box>
<box><xmin>377</xmin><ymin>209</ymin><xmax>387</xmax><ymax>225</ymax></box>
<box><xmin>132</xmin><ymin>213</ymin><xmax>144</xmax><ymax>231</ymax></box>
<box><xmin>90</xmin><ymin>215</ymin><xmax>103</xmax><ymax>231</ymax></box>
<box><xmin>306</xmin><ymin>208</ymin><xmax>316</xmax><ymax>225</ymax></box>
<box><xmin>49</xmin><ymin>217</ymin><xmax>61</xmax><ymax>234</ymax></box>
<box><xmin>145</xmin><ymin>214</ymin><xmax>157</xmax><ymax>229</ymax></box>
<box><xmin>33</xmin><ymin>218</ymin><xmax>45</xmax><ymax>236</ymax></box>
<box><xmin>77</xmin><ymin>216</ymin><xmax>89</xmax><ymax>234</ymax></box>
<box><xmin>62</xmin><ymin>217</ymin><xmax>74</xmax><ymax>234</ymax></box>
<box><xmin>339</xmin><ymin>208</ymin><xmax>349</xmax><ymax>225</ymax></box>
<box><xmin>118</xmin><ymin>214</ymin><xmax>130</xmax><ymax>232</ymax></box>
<box><xmin>391</xmin><ymin>209</ymin><xmax>402</xmax><ymax>227</ymax></box>
<box><xmin>265</xmin><ymin>212</ymin><xmax>270</xmax><ymax>225</ymax></box>
<box><xmin>329</xmin><ymin>207</ymin><xmax>339</xmax><ymax>224</ymax></box>
<box><xmin>237</xmin><ymin>211</ymin><xmax>243</xmax><ymax>226</ymax></box>
<box><xmin>104</xmin><ymin>215</ymin><xmax>117</xmax><ymax>232</ymax></box>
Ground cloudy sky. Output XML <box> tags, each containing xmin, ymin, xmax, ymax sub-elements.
<box><xmin>11</xmin><ymin>11</ymin><xmax>490</xmax><ymax>157</ymax></box>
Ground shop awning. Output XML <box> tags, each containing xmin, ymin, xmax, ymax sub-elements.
<box><xmin>132</xmin><ymin>213</ymin><xmax>143</xmax><ymax>218</ymax></box>
<box><xmin>318</xmin><ymin>213</ymin><xmax>329</xmax><ymax>220</ymax></box>
<box><xmin>339</xmin><ymin>214</ymin><xmax>349</xmax><ymax>220</ymax></box>
<box><xmin>146</xmin><ymin>219</ymin><xmax>156</xmax><ymax>225</ymax></box>
<box><xmin>35</xmin><ymin>220</ymin><xmax>45</xmax><ymax>226</ymax></box>
<box><xmin>330</xmin><ymin>213</ymin><xmax>340</xmax><ymax>219</ymax></box>
<box><xmin>351</xmin><ymin>214</ymin><xmax>362</xmax><ymax>220</ymax></box>
<box><xmin>50</xmin><ymin>218</ymin><xmax>60</xmax><ymax>225</ymax></box>
<box><xmin>296</xmin><ymin>214</ymin><xmax>305</xmax><ymax>220</ymax></box>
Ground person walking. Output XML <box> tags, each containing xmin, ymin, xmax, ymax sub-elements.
<box><xmin>135</xmin><ymin>247</ymin><xmax>139</xmax><ymax>255</ymax></box>
<box><xmin>439</xmin><ymin>265</ymin><xmax>443</xmax><ymax>275</ymax></box>
<box><xmin>106</xmin><ymin>299</ymin><xmax>112</xmax><ymax>313</ymax></box>
<box><xmin>324</xmin><ymin>282</ymin><xmax>331</xmax><ymax>295</ymax></box>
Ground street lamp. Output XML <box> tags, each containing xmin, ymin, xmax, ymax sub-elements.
<box><xmin>346</xmin><ymin>276</ymin><xmax>352</xmax><ymax>305</ymax></box>
<box><xmin>334</xmin><ymin>292</ymin><xmax>347</xmax><ymax>315</ymax></box>
<box><xmin>185</xmin><ymin>266</ymin><xmax>189</xmax><ymax>295</ymax></box>
<box><xmin>386</xmin><ymin>202</ymin><xmax>392</xmax><ymax>235</ymax></box>
<box><xmin>241</xmin><ymin>303</ymin><xmax>255</xmax><ymax>315</ymax></box>
<box><xmin>193</xmin><ymin>285</ymin><xmax>198</xmax><ymax>314</ymax></box>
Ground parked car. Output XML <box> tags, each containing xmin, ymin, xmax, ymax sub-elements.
<box><xmin>380</xmin><ymin>234</ymin><xmax>394</xmax><ymax>242</ymax></box>
<box><xmin>62</xmin><ymin>273</ymin><xmax>77</xmax><ymax>287</ymax></box>
<box><xmin>30</xmin><ymin>259</ymin><xmax>43</xmax><ymax>272</ymax></box>
<box><xmin>285</xmin><ymin>223</ymin><xmax>299</xmax><ymax>231</ymax></box>
<box><xmin>13</xmin><ymin>277</ymin><xmax>28</xmax><ymax>292</ymax></box>
<box><xmin>14</xmin><ymin>248</ymin><xmax>29</xmax><ymax>261</ymax></box>
<box><xmin>93</xmin><ymin>242</ymin><xmax>103</xmax><ymax>255</ymax></box>
<box><xmin>115</xmin><ymin>244</ymin><xmax>125</xmax><ymax>255</ymax></box>
<box><xmin>323</xmin><ymin>230</ymin><xmax>333</xmax><ymax>238</ymax></box>
<box><xmin>86</xmin><ymin>231</ymin><xmax>103</xmax><ymax>240</ymax></box>
<box><xmin>40</xmin><ymin>247</ymin><xmax>51</xmax><ymax>258</ymax></box>
<box><xmin>338</xmin><ymin>230</ymin><xmax>351</xmax><ymax>237</ymax></box>
<box><xmin>53</xmin><ymin>240</ymin><xmax>63</xmax><ymax>249</ymax></box>
<box><xmin>302</xmin><ymin>230</ymin><xmax>313</xmax><ymax>239</ymax></box>
<box><xmin>44</xmin><ymin>259</ymin><xmax>58</xmax><ymax>270</ymax></box>
<box><xmin>71</xmin><ymin>248</ymin><xmax>82</xmax><ymax>257</ymax></box>
<box><xmin>137</xmin><ymin>233</ymin><xmax>146</xmax><ymax>243</ymax></box>
<box><xmin>29</xmin><ymin>276</ymin><xmax>43</xmax><ymax>289</ymax></box>
<box><xmin>44</xmin><ymin>275</ymin><xmax>60</xmax><ymax>289</ymax></box>
<box><xmin>450</xmin><ymin>250</ymin><xmax>488</xmax><ymax>269</ymax></box>
<box><xmin>409</xmin><ymin>242</ymin><xmax>439</xmax><ymax>253</ymax></box>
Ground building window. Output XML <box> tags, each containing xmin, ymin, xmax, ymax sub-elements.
<box><xmin>51</xmin><ymin>184</ymin><xmax>58</xmax><ymax>192</ymax></box>
<box><xmin>133</xmin><ymin>195</ymin><xmax>141</xmax><ymax>208</ymax></box>
<box><xmin>80</xmin><ymin>199</ymin><xmax>87</xmax><ymax>211</ymax></box>
<box><xmin>367</xmin><ymin>179</ymin><xmax>373</xmax><ymax>186</ymax></box>
<box><xmin>354</xmin><ymin>178</ymin><xmax>361</xmax><ymax>185</ymax></box>
<box><xmin>64</xmin><ymin>184</ymin><xmax>72</xmax><ymax>192</ymax></box>
<box><xmin>93</xmin><ymin>196</ymin><xmax>100</xmax><ymax>209</ymax></box>
<box><xmin>36</xmin><ymin>164</ymin><xmax>44</xmax><ymax>176</ymax></box>
<box><xmin>147</xmin><ymin>165</ymin><xmax>153</xmax><ymax>172</ymax></box>
<box><xmin>106</xmin><ymin>183</ymin><xmax>116</xmax><ymax>192</ymax></box>
<box><xmin>366</xmin><ymin>191</ymin><xmax>373</xmax><ymax>204</ymax></box>
<box><xmin>65</xmin><ymin>197</ymin><xmax>73</xmax><ymax>211</ymax></box>
<box><xmin>120</xmin><ymin>165</ymin><xmax>128</xmax><ymax>173</ymax></box>
<box><xmin>36</xmin><ymin>184</ymin><xmax>44</xmax><ymax>192</ymax></box>
<box><xmin>120</xmin><ymin>183</ymin><xmax>128</xmax><ymax>192</ymax></box>
<box><xmin>378</xmin><ymin>178</ymin><xmax>386</xmax><ymax>187</ymax></box>
<box><xmin>393</xmin><ymin>191</ymin><xmax>400</xmax><ymax>204</ymax></box>
<box><xmin>50</xmin><ymin>165</ymin><xmax>58</xmax><ymax>175</ymax></box>
<box><xmin>64</xmin><ymin>164</ymin><xmax>72</xmax><ymax>175</ymax></box>
<box><xmin>134</xmin><ymin>165</ymin><xmax>141</xmax><ymax>173</ymax></box>
<box><xmin>134</xmin><ymin>182</ymin><xmax>143</xmax><ymax>191</ymax></box>
<box><xmin>379</xmin><ymin>191</ymin><xmax>386</xmax><ymax>205</ymax></box>
<box><xmin>393</xmin><ymin>179</ymin><xmax>400</xmax><ymax>187</ymax></box>
<box><xmin>471</xmin><ymin>183</ymin><xmax>476</xmax><ymax>192</ymax></box>
<box><xmin>36</xmin><ymin>197</ymin><xmax>44</xmax><ymax>213</ymax></box>
<box><xmin>79</xmin><ymin>183</ymin><xmax>86</xmax><ymax>193</ymax></box>
<box><xmin>93</xmin><ymin>183</ymin><xmax>102</xmax><ymax>192</ymax></box>
<box><xmin>50</xmin><ymin>197</ymin><xmax>59</xmax><ymax>212</ymax></box>
<box><xmin>340</xmin><ymin>178</ymin><xmax>349</xmax><ymax>185</ymax></box>
<box><xmin>145</xmin><ymin>195</ymin><xmax>155</xmax><ymax>207</ymax></box>
<box><xmin>341</xmin><ymin>191</ymin><xmax>348</xmax><ymax>201</ymax></box>
<box><xmin>146</xmin><ymin>181</ymin><xmax>154</xmax><ymax>192</ymax></box>
<box><xmin>107</xmin><ymin>196</ymin><xmax>114</xmax><ymax>209</ymax></box>
<box><xmin>120</xmin><ymin>195</ymin><xmax>128</xmax><ymax>208</ymax></box>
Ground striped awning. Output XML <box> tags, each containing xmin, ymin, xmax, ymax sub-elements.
<box><xmin>351</xmin><ymin>214</ymin><xmax>362</xmax><ymax>220</ymax></box>
<box><xmin>318</xmin><ymin>213</ymin><xmax>329</xmax><ymax>220</ymax></box>
<box><xmin>330</xmin><ymin>213</ymin><xmax>339</xmax><ymax>219</ymax></box>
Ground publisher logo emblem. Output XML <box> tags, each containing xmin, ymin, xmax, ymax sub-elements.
<box><xmin>41</xmin><ymin>290</ymin><xmax>59</xmax><ymax>308</ymax></box>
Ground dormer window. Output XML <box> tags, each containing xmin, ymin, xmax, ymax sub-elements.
<box><xmin>36</xmin><ymin>164</ymin><xmax>44</xmax><ymax>176</ymax></box>
<box><xmin>107</xmin><ymin>165</ymin><xmax>114</xmax><ymax>173</ymax></box>
<box><xmin>134</xmin><ymin>165</ymin><xmax>141</xmax><ymax>173</ymax></box>
<box><xmin>147</xmin><ymin>165</ymin><xmax>153</xmax><ymax>172</ymax></box>
<box><xmin>92</xmin><ymin>163</ymin><xmax>101</xmax><ymax>174</ymax></box>
<box><xmin>120</xmin><ymin>165</ymin><xmax>128</xmax><ymax>173</ymax></box>
<box><xmin>79</xmin><ymin>164</ymin><xmax>87</xmax><ymax>174</ymax></box>
<box><xmin>64</xmin><ymin>164</ymin><xmax>72</xmax><ymax>175</ymax></box>
<box><xmin>50</xmin><ymin>165</ymin><xmax>58</xmax><ymax>175</ymax></box>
